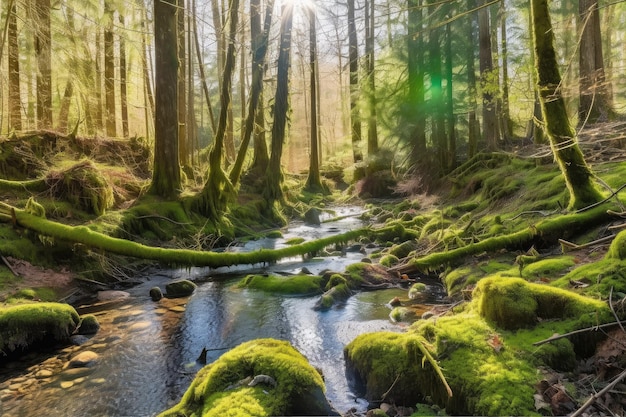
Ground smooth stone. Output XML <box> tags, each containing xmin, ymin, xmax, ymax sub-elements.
<box><xmin>35</xmin><ymin>370</ymin><xmax>53</xmax><ymax>378</ymax></box>
<box><xmin>129</xmin><ymin>321</ymin><xmax>151</xmax><ymax>331</ymax></box>
<box><xmin>69</xmin><ymin>351</ymin><xmax>99</xmax><ymax>368</ymax></box>
<box><xmin>60</xmin><ymin>381</ymin><xmax>74</xmax><ymax>389</ymax></box>
<box><xmin>97</xmin><ymin>290</ymin><xmax>130</xmax><ymax>302</ymax></box>
<box><xmin>70</xmin><ymin>335</ymin><xmax>90</xmax><ymax>345</ymax></box>
<box><xmin>59</xmin><ymin>367</ymin><xmax>93</xmax><ymax>380</ymax></box>
<box><xmin>169</xmin><ymin>306</ymin><xmax>186</xmax><ymax>313</ymax></box>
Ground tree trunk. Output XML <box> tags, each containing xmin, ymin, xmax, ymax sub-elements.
<box><xmin>365</xmin><ymin>0</ymin><xmax>378</xmax><ymax>156</ymax></box>
<box><xmin>95</xmin><ymin>30</ymin><xmax>104</xmax><ymax>133</ymax></box>
<box><xmin>445</xmin><ymin>23</ymin><xmax>456</xmax><ymax>171</ymax></box>
<box><xmin>34</xmin><ymin>0</ymin><xmax>52</xmax><ymax>129</ymax></box>
<box><xmin>499</xmin><ymin>0</ymin><xmax>512</xmax><ymax>140</ymax></box>
<box><xmin>8</xmin><ymin>0</ymin><xmax>21</xmax><ymax>131</ymax></box>
<box><xmin>192</xmin><ymin>0</ymin><xmax>216</xmax><ymax>134</ymax></box>
<box><xmin>578</xmin><ymin>0</ymin><xmax>613</xmax><ymax>125</ymax></box>
<box><xmin>305</xmin><ymin>5</ymin><xmax>324</xmax><ymax>193</ymax></box>
<box><xmin>428</xmin><ymin>1</ymin><xmax>446</xmax><ymax>171</ymax></box>
<box><xmin>466</xmin><ymin>0</ymin><xmax>478</xmax><ymax>158</ymax></box>
<box><xmin>139</xmin><ymin>0</ymin><xmax>155</xmax><ymax>138</ymax></box>
<box><xmin>230</xmin><ymin>0</ymin><xmax>274</xmax><ymax>186</ymax></box>
<box><xmin>104</xmin><ymin>0</ymin><xmax>116</xmax><ymax>137</ymax></box>
<box><xmin>194</xmin><ymin>0</ymin><xmax>240</xmax><ymax>218</ymax></box>
<box><xmin>478</xmin><ymin>0</ymin><xmax>498</xmax><ymax>150</ymax></box>
<box><xmin>150</xmin><ymin>0</ymin><xmax>181</xmax><ymax>198</ymax></box>
<box><xmin>263</xmin><ymin>2</ymin><xmax>294</xmax><ymax>204</ymax></box>
<box><xmin>408</xmin><ymin>0</ymin><xmax>426</xmax><ymax>164</ymax></box>
<box><xmin>119</xmin><ymin>13</ymin><xmax>129</xmax><ymax>138</ymax></box>
<box><xmin>177</xmin><ymin>0</ymin><xmax>188</xmax><ymax>168</ymax></box>
<box><xmin>531</xmin><ymin>0</ymin><xmax>601</xmax><ymax>210</ymax></box>
<box><xmin>347</xmin><ymin>0</ymin><xmax>363</xmax><ymax>173</ymax></box>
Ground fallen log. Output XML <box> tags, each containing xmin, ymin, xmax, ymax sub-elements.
<box><xmin>0</xmin><ymin>202</ymin><xmax>368</xmax><ymax>268</ymax></box>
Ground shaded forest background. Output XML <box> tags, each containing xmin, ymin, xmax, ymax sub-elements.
<box><xmin>0</xmin><ymin>0</ymin><xmax>624</xmax><ymax>197</ymax></box>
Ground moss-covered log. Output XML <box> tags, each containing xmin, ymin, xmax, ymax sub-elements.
<box><xmin>401</xmin><ymin>204</ymin><xmax>613</xmax><ymax>273</ymax></box>
<box><xmin>0</xmin><ymin>203</ymin><xmax>367</xmax><ymax>268</ymax></box>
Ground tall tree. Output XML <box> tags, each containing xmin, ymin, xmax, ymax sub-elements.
<box><xmin>364</xmin><ymin>0</ymin><xmax>378</xmax><ymax>155</ymax></box>
<box><xmin>407</xmin><ymin>0</ymin><xmax>426</xmax><ymax>164</ymax></box>
<box><xmin>445</xmin><ymin>23</ymin><xmax>456</xmax><ymax>170</ymax></box>
<box><xmin>230</xmin><ymin>0</ymin><xmax>274</xmax><ymax>186</ymax></box>
<box><xmin>104</xmin><ymin>0</ymin><xmax>116</xmax><ymax>137</ymax></box>
<box><xmin>478</xmin><ymin>0</ymin><xmax>499</xmax><ymax>150</ymax></box>
<box><xmin>499</xmin><ymin>0</ymin><xmax>512</xmax><ymax>139</ymax></box>
<box><xmin>57</xmin><ymin>4</ymin><xmax>75</xmax><ymax>134</ymax></box>
<box><xmin>150</xmin><ymin>0</ymin><xmax>182</xmax><ymax>198</ymax></box>
<box><xmin>119</xmin><ymin>13</ymin><xmax>129</xmax><ymax>138</ymax></box>
<box><xmin>347</xmin><ymin>0</ymin><xmax>363</xmax><ymax>173</ymax></box>
<box><xmin>531</xmin><ymin>0</ymin><xmax>601</xmax><ymax>210</ymax></box>
<box><xmin>263</xmin><ymin>2</ymin><xmax>294</xmax><ymax>204</ymax></box>
<box><xmin>34</xmin><ymin>0</ymin><xmax>53</xmax><ymax>129</ymax></box>
<box><xmin>429</xmin><ymin>0</ymin><xmax>446</xmax><ymax>170</ymax></box>
<box><xmin>578</xmin><ymin>0</ymin><xmax>613</xmax><ymax>124</ymax></box>
<box><xmin>8</xmin><ymin>0</ymin><xmax>21</xmax><ymax>131</ymax></box>
<box><xmin>177</xmin><ymin>0</ymin><xmax>188</xmax><ymax>168</ymax></box>
<box><xmin>466</xmin><ymin>0</ymin><xmax>479</xmax><ymax>158</ymax></box>
<box><xmin>305</xmin><ymin>4</ymin><xmax>324</xmax><ymax>193</ymax></box>
<box><xmin>195</xmin><ymin>0</ymin><xmax>240</xmax><ymax>218</ymax></box>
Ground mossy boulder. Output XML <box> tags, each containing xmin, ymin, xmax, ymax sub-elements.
<box><xmin>165</xmin><ymin>280</ymin><xmax>197</xmax><ymax>298</ymax></box>
<box><xmin>159</xmin><ymin>338</ymin><xmax>338</xmax><ymax>417</ymax></box>
<box><xmin>474</xmin><ymin>276</ymin><xmax>609</xmax><ymax>330</ymax></box>
<box><xmin>149</xmin><ymin>286</ymin><xmax>163</xmax><ymax>301</ymax></box>
<box><xmin>77</xmin><ymin>314</ymin><xmax>100</xmax><ymax>335</ymax></box>
<box><xmin>0</xmin><ymin>302</ymin><xmax>80</xmax><ymax>354</ymax></box>
<box><xmin>238</xmin><ymin>274</ymin><xmax>324</xmax><ymax>296</ymax></box>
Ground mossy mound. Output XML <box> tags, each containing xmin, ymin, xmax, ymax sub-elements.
<box><xmin>77</xmin><ymin>314</ymin><xmax>100</xmax><ymax>335</ymax></box>
<box><xmin>238</xmin><ymin>274</ymin><xmax>324</xmax><ymax>296</ymax></box>
<box><xmin>165</xmin><ymin>280</ymin><xmax>197</xmax><ymax>298</ymax></box>
<box><xmin>475</xmin><ymin>276</ymin><xmax>609</xmax><ymax>330</ymax></box>
<box><xmin>159</xmin><ymin>338</ymin><xmax>337</xmax><ymax>417</ymax></box>
<box><xmin>0</xmin><ymin>302</ymin><xmax>80</xmax><ymax>354</ymax></box>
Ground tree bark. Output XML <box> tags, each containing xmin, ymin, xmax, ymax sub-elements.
<box><xmin>466</xmin><ymin>0</ymin><xmax>478</xmax><ymax>158</ymax></box>
<box><xmin>365</xmin><ymin>0</ymin><xmax>378</xmax><ymax>156</ymax></box>
<box><xmin>408</xmin><ymin>0</ymin><xmax>426</xmax><ymax>164</ymax></box>
<box><xmin>445</xmin><ymin>23</ymin><xmax>456</xmax><ymax>171</ymax></box>
<box><xmin>478</xmin><ymin>0</ymin><xmax>499</xmax><ymax>150</ymax></box>
<box><xmin>305</xmin><ymin>5</ymin><xmax>324</xmax><ymax>193</ymax></box>
<box><xmin>8</xmin><ymin>0</ymin><xmax>21</xmax><ymax>131</ymax></box>
<box><xmin>150</xmin><ymin>0</ymin><xmax>182</xmax><ymax>198</ymax></box>
<box><xmin>230</xmin><ymin>0</ymin><xmax>274</xmax><ymax>186</ymax></box>
<box><xmin>34</xmin><ymin>0</ymin><xmax>52</xmax><ymax>129</ymax></box>
<box><xmin>531</xmin><ymin>0</ymin><xmax>602</xmax><ymax>210</ymax></box>
<box><xmin>119</xmin><ymin>13</ymin><xmax>129</xmax><ymax>138</ymax></box>
<box><xmin>347</xmin><ymin>0</ymin><xmax>363</xmax><ymax>173</ymax></box>
<box><xmin>177</xmin><ymin>0</ymin><xmax>188</xmax><ymax>168</ymax></box>
<box><xmin>104</xmin><ymin>0</ymin><xmax>116</xmax><ymax>137</ymax></box>
<box><xmin>578</xmin><ymin>0</ymin><xmax>613</xmax><ymax>125</ymax></box>
<box><xmin>264</xmin><ymin>2</ymin><xmax>294</xmax><ymax>204</ymax></box>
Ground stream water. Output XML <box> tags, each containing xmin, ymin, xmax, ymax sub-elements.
<box><xmin>0</xmin><ymin>207</ymin><xmax>445</xmax><ymax>416</ymax></box>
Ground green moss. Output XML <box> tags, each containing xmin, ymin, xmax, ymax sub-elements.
<box><xmin>408</xmin><ymin>283</ymin><xmax>427</xmax><ymax>299</ymax></box>
<box><xmin>388</xmin><ymin>241</ymin><xmax>418</xmax><ymax>258</ymax></box>
<box><xmin>379</xmin><ymin>254</ymin><xmax>399</xmax><ymax>267</ymax></box>
<box><xmin>553</xmin><ymin>257</ymin><xmax>626</xmax><ymax>297</ymax></box>
<box><xmin>239</xmin><ymin>274</ymin><xmax>324</xmax><ymax>296</ymax></box>
<box><xmin>7</xmin><ymin>287</ymin><xmax>57</xmax><ymax>302</ymax></box>
<box><xmin>0</xmin><ymin>302</ymin><xmax>80</xmax><ymax>354</ymax></box>
<box><xmin>521</xmin><ymin>256</ymin><xmax>575</xmax><ymax>279</ymax></box>
<box><xmin>265</xmin><ymin>230</ymin><xmax>283</xmax><ymax>239</ymax></box>
<box><xmin>165</xmin><ymin>280</ymin><xmax>197</xmax><ymax>297</ymax></box>
<box><xmin>535</xmin><ymin>338</ymin><xmax>576</xmax><ymax>371</ymax></box>
<box><xmin>285</xmin><ymin>237</ymin><xmax>305</xmax><ymax>245</ymax></box>
<box><xmin>606</xmin><ymin>229</ymin><xmax>626</xmax><ymax>260</ymax></box>
<box><xmin>159</xmin><ymin>339</ymin><xmax>333</xmax><ymax>417</ymax></box>
<box><xmin>474</xmin><ymin>276</ymin><xmax>609</xmax><ymax>330</ymax></box>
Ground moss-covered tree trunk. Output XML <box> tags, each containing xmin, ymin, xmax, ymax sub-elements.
<box><xmin>305</xmin><ymin>6</ymin><xmax>324</xmax><ymax>193</ymax></box>
<box><xmin>263</xmin><ymin>2</ymin><xmax>293</xmax><ymax>204</ymax></box>
<box><xmin>150</xmin><ymin>0</ymin><xmax>182</xmax><ymax>198</ymax></box>
<box><xmin>229</xmin><ymin>0</ymin><xmax>274</xmax><ymax>187</ymax></box>
<box><xmin>194</xmin><ymin>0</ymin><xmax>240</xmax><ymax>219</ymax></box>
<box><xmin>530</xmin><ymin>0</ymin><xmax>602</xmax><ymax>210</ymax></box>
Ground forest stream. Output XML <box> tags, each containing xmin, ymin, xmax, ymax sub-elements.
<box><xmin>0</xmin><ymin>206</ymin><xmax>446</xmax><ymax>416</ymax></box>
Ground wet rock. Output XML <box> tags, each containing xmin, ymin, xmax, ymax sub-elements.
<box><xmin>70</xmin><ymin>335</ymin><xmax>90</xmax><ymax>345</ymax></box>
<box><xmin>97</xmin><ymin>290</ymin><xmax>130</xmax><ymax>302</ymax></box>
<box><xmin>389</xmin><ymin>296</ymin><xmax>402</xmax><ymax>307</ymax></box>
<box><xmin>165</xmin><ymin>280</ymin><xmax>197</xmax><ymax>298</ymax></box>
<box><xmin>69</xmin><ymin>350</ymin><xmax>99</xmax><ymax>368</ymax></box>
<box><xmin>304</xmin><ymin>208</ymin><xmax>321</xmax><ymax>225</ymax></box>
<box><xmin>169</xmin><ymin>305</ymin><xmax>186</xmax><ymax>313</ymax></box>
<box><xmin>129</xmin><ymin>321</ymin><xmax>151</xmax><ymax>331</ymax></box>
<box><xmin>77</xmin><ymin>314</ymin><xmax>100</xmax><ymax>335</ymax></box>
<box><xmin>60</xmin><ymin>367</ymin><xmax>93</xmax><ymax>380</ymax></box>
<box><xmin>149</xmin><ymin>286</ymin><xmax>163</xmax><ymax>301</ymax></box>
<box><xmin>35</xmin><ymin>370</ymin><xmax>53</xmax><ymax>379</ymax></box>
<box><xmin>60</xmin><ymin>381</ymin><xmax>74</xmax><ymax>389</ymax></box>
<box><xmin>300</xmin><ymin>267</ymin><xmax>312</xmax><ymax>275</ymax></box>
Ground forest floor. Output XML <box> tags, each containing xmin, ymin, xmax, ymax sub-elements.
<box><xmin>2</xmin><ymin>124</ymin><xmax>626</xmax><ymax>415</ymax></box>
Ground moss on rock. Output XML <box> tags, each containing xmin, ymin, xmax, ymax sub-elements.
<box><xmin>0</xmin><ymin>302</ymin><xmax>80</xmax><ymax>354</ymax></box>
<box><xmin>238</xmin><ymin>274</ymin><xmax>324</xmax><ymax>296</ymax></box>
<box><xmin>165</xmin><ymin>280</ymin><xmax>197</xmax><ymax>298</ymax></box>
<box><xmin>474</xmin><ymin>276</ymin><xmax>609</xmax><ymax>330</ymax></box>
<box><xmin>158</xmin><ymin>338</ymin><xmax>337</xmax><ymax>417</ymax></box>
